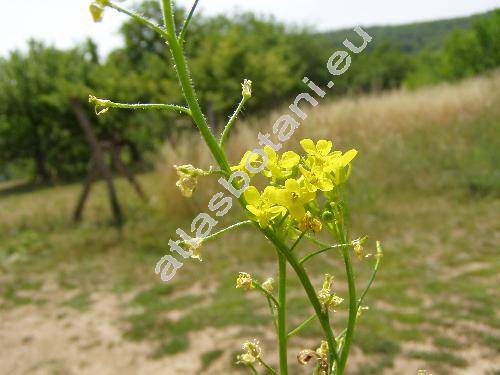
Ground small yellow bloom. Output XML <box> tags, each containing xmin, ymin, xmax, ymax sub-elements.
<box><xmin>318</xmin><ymin>274</ymin><xmax>343</xmax><ymax>312</ymax></box>
<box><xmin>300</xmin><ymin>139</ymin><xmax>333</xmax><ymax>159</ymax></box>
<box><xmin>173</xmin><ymin>164</ymin><xmax>210</xmax><ymax>198</ymax></box>
<box><xmin>324</xmin><ymin>149</ymin><xmax>358</xmax><ymax>185</ymax></box>
<box><xmin>242</xmin><ymin>79</ymin><xmax>252</xmax><ymax>100</ymax></box>
<box><xmin>262</xmin><ymin>278</ymin><xmax>274</xmax><ymax>292</ymax></box>
<box><xmin>298</xmin><ymin>211</ymin><xmax>323</xmax><ymax>233</ymax></box>
<box><xmin>299</xmin><ymin>165</ymin><xmax>334</xmax><ymax>192</ymax></box>
<box><xmin>236</xmin><ymin>272</ymin><xmax>254</xmax><ymax>290</ymax></box>
<box><xmin>89</xmin><ymin>3</ymin><xmax>104</xmax><ymax>22</ymax></box>
<box><xmin>262</xmin><ymin>146</ymin><xmax>300</xmax><ymax>181</ymax></box>
<box><xmin>89</xmin><ymin>1</ymin><xmax>109</xmax><ymax>23</ymax></box>
<box><xmin>237</xmin><ymin>339</ymin><xmax>261</xmax><ymax>365</ymax></box>
<box><xmin>274</xmin><ymin>179</ymin><xmax>315</xmax><ymax>220</ymax></box>
<box><xmin>231</xmin><ymin>151</ymin><xmax>262</xmax><ymax>176</ymax></box>
<box><xmin>353</xmin><ymin>240</ymin><xmax>364</xmax><ymax>260</ymax></box>
<box><xmin>181</xmin><ymin>238</ymin><xmax>204</xmax><ymax>262</ymax></box>
<box><xmin>357</xmin><ymin>305</ymin><xmax>370</xmax><ymax>318</ymax></box>
<box><xmin>244</xmin><ymin>186</ymin><xmax>286</xmax><ymax>227</ymax></box>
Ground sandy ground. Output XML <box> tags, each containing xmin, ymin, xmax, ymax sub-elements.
<box><xmin>1</xmin><ymin>284</ymin><xmax>498</xmax><ymax>374</ymax></box>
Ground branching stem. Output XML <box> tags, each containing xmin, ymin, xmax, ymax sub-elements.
<box><xmin>178</xmin><ymin>0</ymin><xmax>200</xmax><ymax>44</ymax></box>
<box><xmin>107</xmin><ymin>1</ymin><xmax>166</xmax><ymax>37</ymax></box>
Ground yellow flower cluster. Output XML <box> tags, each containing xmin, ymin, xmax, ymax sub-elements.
<box><xmin>235</xmin><ymin>139</ymin><xmax>357</xmax><ymax>230</ymax></box>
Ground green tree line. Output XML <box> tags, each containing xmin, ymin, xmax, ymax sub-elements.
<box><xmin>0</xmin><ymin>4</ymin><xmax>498</xmax><ymax>182</ymax></box>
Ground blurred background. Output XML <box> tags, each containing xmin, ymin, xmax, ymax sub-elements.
<box><xmin>0</xmin><ymin>1</ymin><xmax>499</xmax><ymax>374</ymax></box>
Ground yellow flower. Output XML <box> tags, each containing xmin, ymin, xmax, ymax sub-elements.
<box><xmin>89</xmin><ymin>1</ymin><xmax>109</xmax><ymax>22</ymax></box>
<box><xmin>174</xmin><ymin>164</ymin><xmax>211</xmax><ymax>198</ymax></box>
<box><xmin>236</xmin><ymin>272</ymin><xmax>254</xmax><ymax>290</ymax></box>
<box><xmin>318</xmin><ymin>274</ymin><xmax>343</xmax><ymax>313</ymax></box>
<box><xmin>237</xmin><ymin>339</ymin><xmax>262</xmax><ymax>365</ymax></box>
<box><xmin>262</xmin><ymin>146</ymin><xmax>300</xmax><ymax>181</ymax></box>
<box><xmin>324</xmin><ymin>149</ymin><xmax>358</xmax><ymax>185</ymax></box>
<box><xmin>274</xmin><ymin>179</ymin><xmax>315</xmax><ymax>220</ymax></box>
<box><xmin>244</xmin><ymin>186</ymin><xmax>286</xmax><ymax>227</ymax></box>
<box><xmin>89</xmin><ymin>3</ymin><xmax>104</xmax><ymax>22</ymax></box>
<box><xmin>300</xmin><ymin>139</ymin><xmax>333</xmax><ymax>160</ymax></box>
<box><xmin>242</xmin><ymin>79</ymin><xmax>252</xmax><ymax>100</ymax></box>
<box><xmin>182</xmin><ymin>238</ymin><xmax>203</xmax><ymax>262</ymax></box>
<box><xmin>298</xmin><ymin>211</ymin><xmax>323</xmax><ymax>233</ymax></box>
<box><xmin>262</xmin><ymin>278</ymin><xmax>274</xmax><ymax>292</ymax></box>
<box><xmin>231</xmin><ymin>151</ymin><xmax>262</xmax><ymax>175</ymax></box>
<box><xmin>299</xmin><ymin>165</ymin><xmax>334</xmax><ymax>192</ymax></box>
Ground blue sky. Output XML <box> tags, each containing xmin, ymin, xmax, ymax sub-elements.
<box><xmin>1</xmin><ymin>0</ymin><xmax>498</xmax><ymax>56</ymax></box>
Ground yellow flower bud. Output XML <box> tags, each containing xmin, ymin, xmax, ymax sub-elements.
<box><xmin>298</xmin><ymin>212</ymin><xmax>323</xmax><ymax>233</ymax></box>
<box><xmin>236</xmin><ymin>272</ymin><xmax>253</xmax><ymax>291</ymax></box>
<box><xmin>242</xmin><ymin>79</ymin><xmax>252</xmax><ymax>100</ymax></box>
<box><xmin>262</xmin><ymin>278</ymin><xmax>274</xmax><ymax>292</ymax></box>
<box><xmin>173</xmin><ymin>164</ymin><xmax>211</xmax><ymax>198</ymax></box>
<box><xmin>318</xmin><ymin>274</ymin><xmax>343</xmax><ymax>312</ymax></box>
<box><xmin>237</xmin><ymin>339</ymin><xmax>261</xmax><ymax>365</ymax></box>
<box><xmin>89</xmin><ymin>3</ymin><xmax>104</xmax><ymax>23</ymax></box>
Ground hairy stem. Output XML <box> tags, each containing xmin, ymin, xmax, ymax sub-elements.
<box><xmin>161</xmin><ymin>0</ymin><xmax>230</xmax><ymax>172</ymax></box>
<box><xmin>88</xmin><ymin>96</ymin><xmax>191</xmax><ymax>116</ymax></box>
<box><xmin>107</xmin><ymin>1</ymin><xmax>166</xmax><ymax>36</ymax></box>
<box><xmin>178</xmin><ymin>0</ymin><xmax>200</xmax><ymax>43</ymax></box>
<box><xmin>220</xmin><ymin>96</ymin><xmax>247</xmax><ymax>148</ymax></box>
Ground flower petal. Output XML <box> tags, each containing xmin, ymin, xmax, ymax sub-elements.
<box><xmin>244</xmin><ymin>186</ymin><xmax>261</xmax><ymax>205</ymax></box>
<box><xmin>300</xmin><ymin>139</ymin><xmax>316</xmax><ymax>154</ymax></box>
<box><xmin>342</xmin><ymin>149</ymin><xmax>358</xmax><ymax>165</ymax></box>
<box><xmin>280</xmin><ymin>151</ymin><xmax>300</xmax><ymax>169</ymax></box>
<box><xmin>317</xmin><ymin>140</ymin><xmax>333</xmax><ymax>156</ymax></box>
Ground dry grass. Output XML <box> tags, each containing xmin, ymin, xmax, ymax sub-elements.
<box><xmin>157</xmin><ymin>71</ymin><xmax>500</xmax><ymax>216</ymax></box>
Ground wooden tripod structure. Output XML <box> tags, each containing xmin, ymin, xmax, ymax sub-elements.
<box><xmin>71</xmin><ymin>99</ymin><xmax>146</xmax><ymax>225</ymax></box>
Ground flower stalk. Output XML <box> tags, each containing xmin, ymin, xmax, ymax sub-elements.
<box><xmin>91</xmin><ymin>2</ymin><xmax>383</xmax><ymax>373</ymax></box>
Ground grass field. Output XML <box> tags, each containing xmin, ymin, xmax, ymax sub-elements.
<box><xmin>1</xmin><ymin>72</ymin><xmax>499</xmax><ymax>374</ymax></box>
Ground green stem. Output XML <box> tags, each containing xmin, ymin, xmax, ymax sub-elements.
<box><xmin>299</xmin><ymin>243</ymin><xmax>349</xmax><ymax>265</ymax></box>
<box><xmin>248</xmin><ymin>364</ymin><xmax>259</xmax><ymax>375</ymax></box>
<box><xmin>287</xmin><ymin>314</ymin><xmax>316</xmax><ymax>338</ymax></box>
<box><xmin>337</xmin><ymin>242</ymin><xmax>383</xmax><ymax>342</ymax></box>
<box><xmin>202</xmin><ymin>220</ymin><xmax>252</xmax><ymax>242</ymax></box>
<box><xmin>161</xmin><ymin>0</ymin><xmax>230</xmax><ymax>172</ymax></box>
<box><xmin>252</xmin><ymin>281</ymin><xmax>279</xmax><ymax>308</ymax></box>
<box><xmin>277</xmin><ymin>253</ymin><xmax>288</xmax><ymax>375</ymax></box>
<box><xmin>264</xmin><ymin>229</ymin><xmax>339</xmax><ymax>368</ymax></box>
<box><xmin>220</xmin><ymin>97</ymin><xmax>247</xmax><ymax>148</ymax></box>
<box><xmin>88</xmin><ymin>97</ymin><xmax>191</xmax><ymax>116</ymax></box>
<box><xmin>107</xmin><ymin>1</ymin><xmax>166</xmax><ymax>36</ymax></box>
<box><xmin>178</xmin><ymin>0</ymin><xmax>200</xmax><ymax>44</ymax></box>
<box><xmin>266</xmin><ymin>296</ymin><xmax>278</xmax><ymax>331</ymax></box>
<box><xmin>258</xmin><ymin>359</ymin><xmax>278</xmax><ymax>375</ymax></box>
<box><xmin>337</xmin><ymin>246</ymin><xmax>356</xmax><ymax>374</ymax></box>
<box><xmin>290</xmin><ymin>231</ymin><xmax>305</xmax><ymax>252</ymax></box>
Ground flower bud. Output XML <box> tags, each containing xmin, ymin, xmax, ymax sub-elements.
<box><xmin>173</xmin><ymin>164</ymin><xmax>210</xmax><ymax>198</ymax></box>
<box><xmin>242</xmin><ymin>79</ymin><xmax>252</xmax><ymax>100</ymax></box>
<box><xmin>262</xmin><ymin>278</ymin><xmax>274</xmax><ymax>293</ymax></box>
<box><xmin>298</xmin><ymin>212</ymin><xmax>322</xmax><ymax>233</ymax></box>
<box><xmin>236</xmin><ymin>272</ymin><xmax>254</xmax><ymax>291</ymax></box>
<box><xmin>89</xmin><ymin>3</ymin><xmax>104</xmax><ymax>22</ymax></box>
<box><xmin>321</xmin><ymin>210</ymin><xmax>334</xmax><ymax>222</ymax></box>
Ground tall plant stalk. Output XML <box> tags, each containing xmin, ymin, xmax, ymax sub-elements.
<box><xmin>89</xmin><ymin>1</ymin><xmax>383</xmax><ymax>373</ymax></box>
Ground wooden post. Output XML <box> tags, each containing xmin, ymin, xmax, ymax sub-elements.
<box><xmin>71</xmin><ymin>99</ymin><xmax>123</xmax><ymax>225</ymax></box>
<box><xmin>110</xmin><ymin>145</ymin><xmax>147</xmax><ymax>201</ymax></box>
